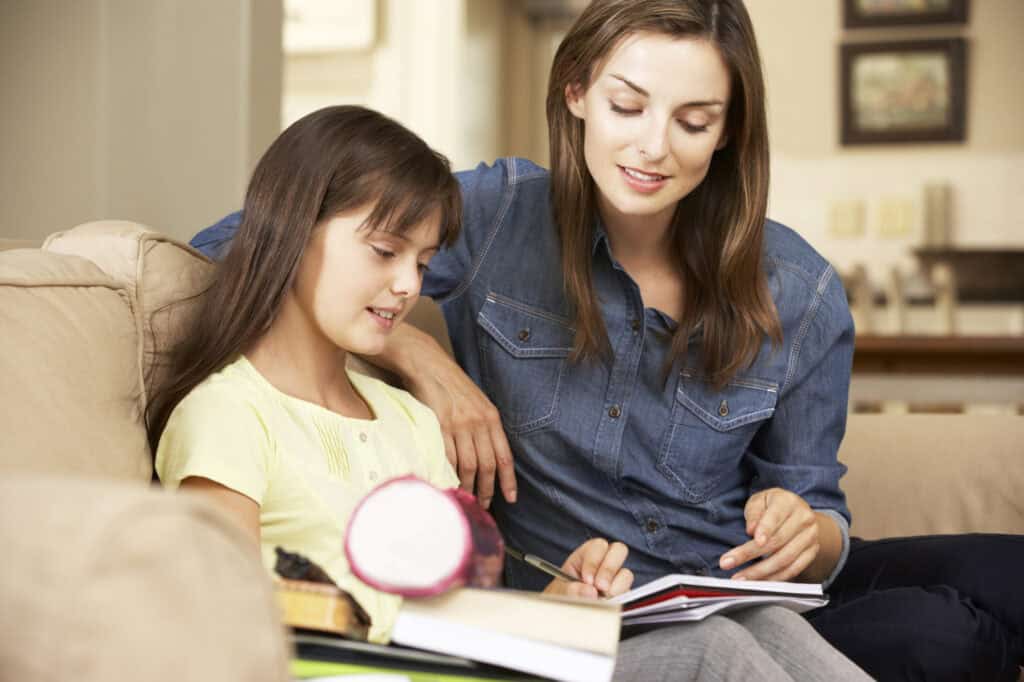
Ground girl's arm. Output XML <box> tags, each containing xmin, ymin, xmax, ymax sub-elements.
<box><xmin>180</xmin><ymin>476</ymin><xmax>262</xmax><ymax>547</ymax></box>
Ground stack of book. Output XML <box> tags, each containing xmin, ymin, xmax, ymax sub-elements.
<box><xmin>278</xmin><ymin>579</ymin><xmax>620</xmax><ymax>682</ymax></box>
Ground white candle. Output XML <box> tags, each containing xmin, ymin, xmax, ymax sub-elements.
<box><xmin>923</xmin><ymin>182</ymin><xmax>952</xmax><ymax>247</ymax></box>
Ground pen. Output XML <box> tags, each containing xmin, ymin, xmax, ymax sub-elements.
<box><xmin>505</xmin><ymin>545</ymin><xmax>579</xmax><ymax>584</ymax></box>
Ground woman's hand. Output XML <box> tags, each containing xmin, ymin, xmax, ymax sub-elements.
<box><xmin>371</xmin><ymin>323</ymin><xmax>517</xmax><ymax>509</ymax></box>
<box><xmin>543</xmin><ymin>539</ymin><xmax>634</xmax><ymax>599</ymax></box>
<box><xmin>719</xmin><ymin>488</ymin><xmax>822</xmax><ymax>582</ymax></box>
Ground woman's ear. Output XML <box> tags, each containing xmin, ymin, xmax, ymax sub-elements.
<box><xmin>565</xmin><ymin>83</ymin><xmax>586</xmax><ymax>120</ymax></box>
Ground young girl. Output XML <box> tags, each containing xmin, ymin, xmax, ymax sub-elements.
<box><xmin>148</xmin><ymin>106</ymin><xmax>632</xmax><ymax>643</ymax></box>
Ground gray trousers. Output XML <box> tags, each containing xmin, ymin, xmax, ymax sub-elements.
<box><xmin>614</xmin><ymin>606</ymin><xmax>871</xmax><ymax>681</ymax></box>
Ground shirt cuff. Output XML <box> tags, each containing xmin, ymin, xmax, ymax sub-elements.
<box><xmin>813</xmin><ymin>508</ymin><xmax>850</xmax><ymax>589</ymax></box>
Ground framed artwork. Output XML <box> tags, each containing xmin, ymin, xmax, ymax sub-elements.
<box><xmin>843</xmin><ymin>0</ymin><xmax>969</xmax><ymax>28</ymax></box>
<box><xmin>840</xmin><ymin>39</ymin><xmax>966</xmax><ymax>145</ymax></box>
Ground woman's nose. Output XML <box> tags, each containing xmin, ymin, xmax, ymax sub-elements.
<box><xmin>637</xmin><ymin>118</ymin><xmax>670</xmax><ymax>161</ymax></box>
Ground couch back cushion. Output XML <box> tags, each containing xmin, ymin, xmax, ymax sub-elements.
<box><xmin>0</xmin><ymin>249</ymin><xmax>150</xmax><ymax>480</ymax></box>
<box><xmin>841</xmin><ymin>414</ymin><xmax>1024</xmax><ymax>539</ymax></box>
<box><xmin>44</xmin><ymin>221</ymin><xmax>215</xmax><ymax>398</ymax></box>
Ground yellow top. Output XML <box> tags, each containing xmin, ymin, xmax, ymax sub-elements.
<box><xmin>156</xmin><ymin>355</ymin><xmax>459</xmax><ymax>643</ymax></box>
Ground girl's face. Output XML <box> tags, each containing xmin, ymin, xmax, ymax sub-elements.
<box><xmin>292</xmin><ymin>204</ymin><xmax>441</xmax><ymax>356</ymax></box>
<box><xmin>566</xmin><ymin>32</ymin><xmax>731</xmax><ymax>232</ymax></box>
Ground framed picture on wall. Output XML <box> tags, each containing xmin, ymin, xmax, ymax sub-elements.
<box><xmin>840</xmin><ymin>38</ymin><xmax>966</xmax><ymax>145</ymax></box>
<box><xmin>843</xmin><ymin>0</ymin><xmax>969</xmax><ymax>28</ymax></box>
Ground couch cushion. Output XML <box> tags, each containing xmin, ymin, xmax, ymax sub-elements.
<box><xmin>44</xmin><ymin>221</ymin><xmax>214</xmax><ymax>401</ymax></box>
<box><xmin>841</xmin><ymin>415</ymin><xmax>1024</xmax><ymax>539</ymax></box>
<box><xmin>0</xmin><ymin>249</ymin><xmax>150</xmax><ymax>480</ymax></box>
<box><xmin>0</xmin><ymin>475</ymin><xmax>290</xmax><ymax>682</ymax></box>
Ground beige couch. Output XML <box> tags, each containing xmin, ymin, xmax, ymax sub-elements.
<box><xmin>2</xmin><ymin>222</ymin><xmax>1021</xmax><ymax>680</ymax></box>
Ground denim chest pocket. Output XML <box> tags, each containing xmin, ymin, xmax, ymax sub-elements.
<box><xmin>476</xmin><ymin>293</ymin><xmax>573</xmax><ymax>433</ymax></box>
<box><xmin>658</xmin><ymin>371</ymin><xmax>778</xmax><ymax>504</ymax></box>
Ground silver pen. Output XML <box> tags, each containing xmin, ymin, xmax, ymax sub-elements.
<box><xmin>505</xmin><ymin>545</ymin><xmax>579</xmax><ymax>583</ymax></box>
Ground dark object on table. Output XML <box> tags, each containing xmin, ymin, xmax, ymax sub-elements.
<box><xmin>915</xmin><ymin>247</ymin><xmax>1024</xmax><ymax>302</ymax></box>
<box><xmin>274</xmin><ymin>546</ymin><xmax>335</xmax><ymax>584</ymax></box>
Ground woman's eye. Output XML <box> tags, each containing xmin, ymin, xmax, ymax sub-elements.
<box><xmin>609</xmin><ymin>102</ymin><xmax>641</xmax><ymax>116</ymax></box>
<box><xmin>371</xmin><ymin>245</ymin><xmax>395</xmax><ymax>259</ymax></box>
<box><xmin>417</xmin><ymin>262</ymin><xmax>430</xmax><ymax>274</ymax></box>
<box><xmin>679</xmin><ymin>120</ymin><xmax>709</xmax><ymax>133</ymax></box>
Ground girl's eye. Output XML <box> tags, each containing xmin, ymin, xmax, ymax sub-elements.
<box><xmin>417</xmin><ymin>262</ymin><xmax>430</xmax><ymax>274</ymax></box>
<box><xmin>609</xmin><ymin>102</ymin><xmax>641</xmax><ymax>116</ymax></box>
<box><xmin>371</xmin><ymin>245</ymin><xmax>395</xmax><ymax>259</ymax></box>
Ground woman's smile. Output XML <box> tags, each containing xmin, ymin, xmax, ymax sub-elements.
<box><xmin>619</xmin><ymin>164</ymin><xmax>671</xmax><ymax>193</ymax></box>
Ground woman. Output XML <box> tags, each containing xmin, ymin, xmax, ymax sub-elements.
<box><xmin>194</xmin><ymin>1</ymin><xmax>1023</xmax><ymax>679</ymax></box>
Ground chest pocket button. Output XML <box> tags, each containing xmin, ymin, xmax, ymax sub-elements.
<box><xmin>718</xmin><ymin>400</ymin><xmax>729</xmax><ymax>417</ymax></box>
<box><xmin>518</xmin><ymin>329</ymin><xmax>530</xmax><ymax>342</ymax></box>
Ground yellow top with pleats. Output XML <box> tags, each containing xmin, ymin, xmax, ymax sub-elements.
<box><xmin>156</xmin><ymin>355</ymin><xmax>458</xmax><ymax>643</ymax></box>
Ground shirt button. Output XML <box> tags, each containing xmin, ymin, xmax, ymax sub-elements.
<box><xmin>718</xmin><ymin>400</ymin><xmax>729</xmax><ymax>417</ymax></box>
<box><xmin>608</xmin><ymin>405</ymin><xmax>621</xmax><ymax>419</ymax></box>
<box><xmin>631</xmin><ymin>319</ymin><xmax>641</xmax><ymax>332</ymax></box>
<box><xmin>645</xmin><ymin>519</ymin><xmax>659</xmax><ymax>533</ymax></box>
<box><xmin>518</xmin><ymin>328</ymin><xmax>530</xmax><ymax>342</ymax></box>
<box><xmin>359</xmin><ymin>432</ymin><xmax>368</xmax><ymax>442</ymax></box>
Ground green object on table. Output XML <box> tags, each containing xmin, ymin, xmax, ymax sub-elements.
<box><xmin>291</xmin><ymin>658</ymin><xmax>541</xmax><ymax>681</ymax></box>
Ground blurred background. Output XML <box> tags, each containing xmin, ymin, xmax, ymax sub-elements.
<box><xmin>2</xmin><ymin>0</ymin><xmax>1022</xmax><ymax>413</ymax></box>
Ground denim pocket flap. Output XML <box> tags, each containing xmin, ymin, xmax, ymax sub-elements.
<box><xmin>675</xmin><ymin>372</ymin><xmax>778</xmax><ymax>432</ymax></box>
<box><xmin>477</xmin><ymin>294</ymin><xmax>574</xmax><ymax>359</ymax></box>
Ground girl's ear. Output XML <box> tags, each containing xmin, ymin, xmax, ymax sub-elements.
<box><xmin>565</xmin><ymin>83</ymin><xmax>586</xmax><ymax>120</ymax></box>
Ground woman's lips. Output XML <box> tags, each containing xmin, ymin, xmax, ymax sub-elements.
<box><xmin>619</xmin><ymin>165</ymin><xmax>669</xmax><ymax>193</ymax></box>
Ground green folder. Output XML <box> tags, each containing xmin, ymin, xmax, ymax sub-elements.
<box><xmin>291</xmin><ymin>632</ymin><xmax>543</xmax><ymax>681</ymax></box>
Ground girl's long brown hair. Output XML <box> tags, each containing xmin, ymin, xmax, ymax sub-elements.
<box><xmin>547</xmin><ymin>0</ymin><xmax>781</xmax><ymax>387</ymax></box>
<box><xmin>145</xmin><ymin>106</ymin><xmax>461</xmax><ymax>456</ymax></box>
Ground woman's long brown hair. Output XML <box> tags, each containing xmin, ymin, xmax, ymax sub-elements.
<box><xmin>145</xmin><ymin>106</ymin><xmax>461</xmax><ymax>456</ymax></box>
<box><xmin>547</xmin><ymin>0</ymin><xmax>781</xmax><ymax>387</ymax></box>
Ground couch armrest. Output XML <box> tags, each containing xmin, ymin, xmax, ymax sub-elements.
<box><xmin>0</xmin><ymin>475</ymin><xmax>290</xmax><ymax>682</ymax></box>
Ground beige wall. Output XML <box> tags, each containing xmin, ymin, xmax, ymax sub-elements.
<box><xmin>1</xmin><ymin>0</ymin><xmax>282</xmax><ymax>243</ymax></box>
<box><xmin>746</xmin><ymin>0</ymin><xmax>1024</xmax><ymax>279</ymax></box>
<box><xmin>283</xmin><ymin>0</ymin><xmax>512</xmax><ymax>172</ymax></box>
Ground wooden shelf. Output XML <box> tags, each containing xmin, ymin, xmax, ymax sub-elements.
<box><xmin>853</xmin><ymin>335</ymin><xmax>1024</xmax><ymax>375</ymax></box>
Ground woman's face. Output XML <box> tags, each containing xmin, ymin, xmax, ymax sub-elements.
<box><xmin>566</xmin><ymin>32</ymin><xmax>731</xmax><ymax>232</ymax></box>
<box><xmin>291</xmin><ymin>204</ymin><xmax>441</xmax><ymax>356</ymax></box>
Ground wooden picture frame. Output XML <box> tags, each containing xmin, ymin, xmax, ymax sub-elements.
<box><xmin>840</xmin><ymin>39</ymin><xmax>966</xmax><ymax>145</ymax></box>
<box><xmin>843</xmin><ymin>0</ymin><xmax>969</xmax><ymax>29</ymax></box>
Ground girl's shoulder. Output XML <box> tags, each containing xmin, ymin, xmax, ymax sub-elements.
<box><xmin>346</xmin><ymin>369</ymin><xmax>438</xmax><ymax>431</ymax></box>
<box><xmin>169</xmin><ymin>356</ymin><xmax>275</xmax><ymax>427</ymax></box>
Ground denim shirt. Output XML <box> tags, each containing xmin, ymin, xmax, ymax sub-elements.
<box><xmin>192</xmin><ymin>158</ymin><xmax>853</xmax><ymax>590</ymax></box>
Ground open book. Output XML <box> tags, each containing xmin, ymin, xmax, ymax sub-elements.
<box><xmin>391</xmin><ymin>587</ymin><xmax>620</xmax><ymax>682</ymax></box>
<box><xmin>609</xmin><ymin>574</ymin><xmax>827</xmax><ymax>626</ymax></box>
